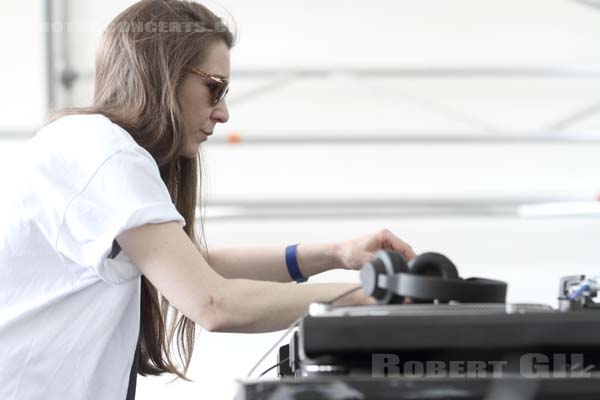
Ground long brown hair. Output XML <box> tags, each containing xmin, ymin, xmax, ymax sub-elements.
<box><xmin>48</xmin><ymin>0</ymin><xmax>236</xmax><ymax>381</ymax></box>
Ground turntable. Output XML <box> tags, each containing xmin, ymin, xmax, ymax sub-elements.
<box><xmin>236</xmin><ymin>251</ymin><xmax>600</xmax><ymax>400</ymax></box>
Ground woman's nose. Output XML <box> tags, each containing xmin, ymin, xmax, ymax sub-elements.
<box><xmin>212</xmin><ymin>99</ymin><xmax>229</xmax><ymax>124</ymax></box>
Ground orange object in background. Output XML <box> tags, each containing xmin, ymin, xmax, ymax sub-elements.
<box><xmin>227</xmin><ymin>132</ymin><xmax>242</xmax><ymax>144</ymax></box>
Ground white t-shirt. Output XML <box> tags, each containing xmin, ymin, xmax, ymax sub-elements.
<box><xmin>0</xmin><ymin>114</ymin><xmax>185</xmax><ymax>399</ymax></box>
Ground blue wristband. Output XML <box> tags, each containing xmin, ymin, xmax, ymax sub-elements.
<box><xmin>285</xmin><ymin>243</ymin><xmax>307</xmax><ymax>283</ymax></box>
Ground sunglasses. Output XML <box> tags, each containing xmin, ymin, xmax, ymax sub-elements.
<box><xmin>187</xmin><ymin>67</ymin><xmax>230</xmax><ymax>106</ymax></box>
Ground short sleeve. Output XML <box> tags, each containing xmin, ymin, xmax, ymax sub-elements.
<box><xmin>55</xmin><ymin>148</ymin><xmax>185</xmax><ymax>283</ymax></box>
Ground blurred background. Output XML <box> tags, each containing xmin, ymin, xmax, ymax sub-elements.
<box><xmin>1</xmin><ymin>0</ymin><xmax>599</xmax><ymax>398</ymax></box>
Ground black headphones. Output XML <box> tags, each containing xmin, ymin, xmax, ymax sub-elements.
<box><xmin>360</xmin><ymin>250</ymin><xmax>507</xmax><ymax>304</ymax></box>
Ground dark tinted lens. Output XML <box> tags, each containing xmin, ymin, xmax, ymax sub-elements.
<box><xmin>203</xmin><ymin>83</ymin><xmax>219</xmax><ymax>105</ymax></box>
<box><xmin>204</xmin><ymin>78</ymin><xmax>229</xmax><ymax>105</ymax></box>
<box><xmin>215</xmin><ymin>81</ymin><xmax>229</xmax><ymax>104</ymax></box>
<box><xmin>206</xmin><ymin>83</ymin><xmax>219</xmax><ymax>95</ymax></box>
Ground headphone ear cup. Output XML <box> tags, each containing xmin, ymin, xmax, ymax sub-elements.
<box><xmin>360</xmin><ymin>258</ymin><xmax>390</xmax><ymax>303</ymax></box>
<box><xmin>409</xmin><ymin>252</ymin><xmax>459</xmax><ymax>279</ymax></box>
<box><xmin>380</xmin><ymin>250</ymin><xmax>409</xmax><ymax>305</ymax></box>
<box><xmin>408</xmin><ymin>252</ymin><xmax>459</xmax><ymax>303</ymax></box>
<box><xmin>360</xmin><ymin>250</ymin><xmax>408</xmax><ymax>305</ymax></box>
<box><xmin>383</xmin><ymin>250</ymin><xmax>410</xmax><ymax>274</ymax></box>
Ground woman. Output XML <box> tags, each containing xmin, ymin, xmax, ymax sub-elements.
<box><xmin>0</xmin><ymin>1</ymin><xmax>415</xmax><ymax>398</ymax></box>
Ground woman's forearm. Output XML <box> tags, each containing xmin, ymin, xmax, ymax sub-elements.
<box><xmin>210</xmin><ymin>280</ymin><xmax>368</xmax><ymax>333</ymax></box>
<box><xmin>203</xmin><ymin>243</ymin><xmax>345</xmax><ymax>282</ymax></box>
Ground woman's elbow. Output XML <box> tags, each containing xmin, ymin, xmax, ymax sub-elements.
<box><xmin>194</xmin><ymin>294</ymin><xmax>233</xmax><ymax>333</ymax></box>
<box><xmin>202</xmin><ymin>317</ymin><xmax>229</xmax><ymax>333</ymax></box>
<box><xmin>199</xmin><ymin>316</ymin><xmax>221</xmax><ymax>333</ymax></box>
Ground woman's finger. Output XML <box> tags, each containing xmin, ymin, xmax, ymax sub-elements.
<box><xmin>380</xmin><ymin>229</ymin><xmax>416</xmax><ymax>260</ymax></box>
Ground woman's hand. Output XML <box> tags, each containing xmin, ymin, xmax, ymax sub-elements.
<box><xmin>337</xmin><ymin>287</ymin><xmax>379</xmax><ymax>306</ymax></box>
<box><xmin>335</xmin><ymin>229</ymin><xmax>416</xmax><ymax>271</ymax></box>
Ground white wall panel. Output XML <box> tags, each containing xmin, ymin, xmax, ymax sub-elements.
<box><xmin>222</xmin><ymin>0</ymin><xmax>600</xmax><ymax>68</ymax></box>
<box><xmin>202</xmin><ymin>143</ymin><xmax>600</xmax><ymax>202</ymax></box>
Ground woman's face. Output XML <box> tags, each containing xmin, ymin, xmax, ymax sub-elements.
<box><xmin>178</xmin><ymin>40</ymin><xmax>231</xmax><ymax>158</ymax></box>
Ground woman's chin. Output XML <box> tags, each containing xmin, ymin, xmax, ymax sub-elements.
<box><xmin>182</xmin><ymin>144</ymin><xmax>201</xmax><ymax>158</ymax></box>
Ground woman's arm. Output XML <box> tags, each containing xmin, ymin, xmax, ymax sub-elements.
<box><xmin>202</xmin><ymin>230</ymin><xmax>416</xmax><ymax>282</ymax></box>
<box><xmin>116</xmin><ymin>221</ymin><xmax>374</xmax><ymax>333</ymax></box>
<box><xmin>201</xmin><ymin>243</ymin><xmax>343</xmax><ymax>282</ymax></box>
